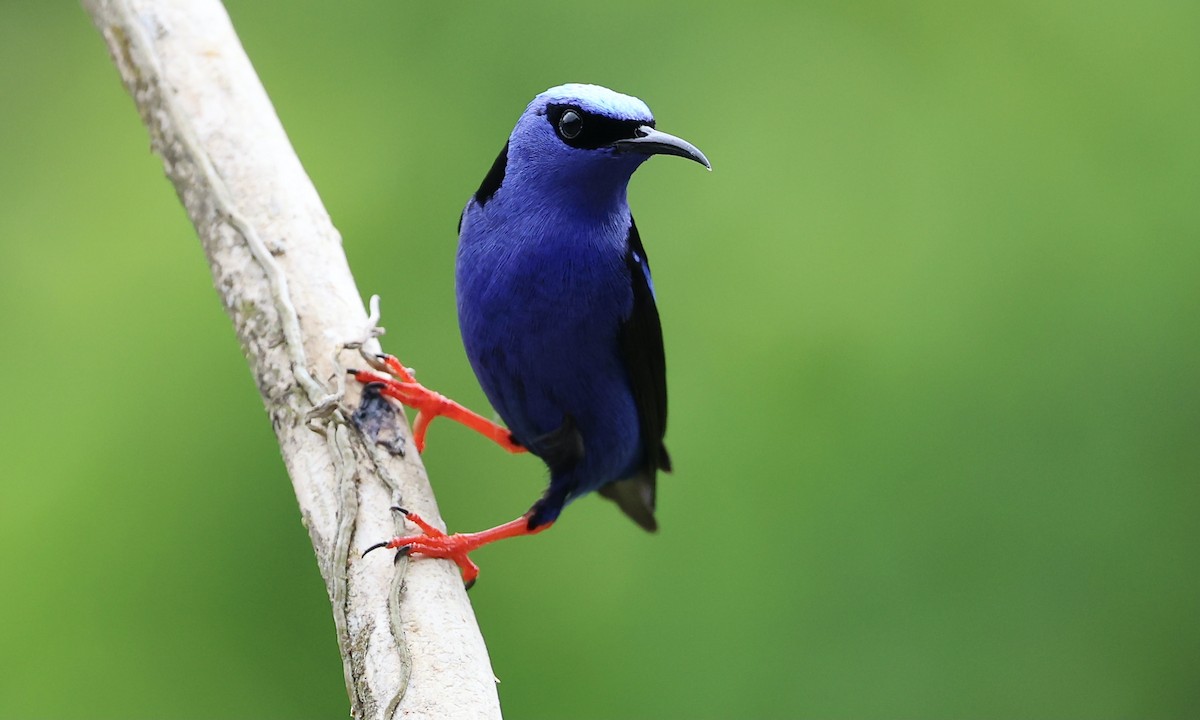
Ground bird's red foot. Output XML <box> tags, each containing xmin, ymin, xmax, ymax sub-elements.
<box><xmin>350</xmin><ymin>353</ymin><xmax>526</xmax><ymax>454</ymax></box>
<box><xmin>362</xmin><ymin>507</ymin><xmax>552</xmax><ymax>589</ymax></box>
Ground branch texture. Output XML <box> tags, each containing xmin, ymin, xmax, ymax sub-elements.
<box><xmin>82</xmin><ymin>1</ymin><xmax>501</xmax><ymax>717</ymax></box>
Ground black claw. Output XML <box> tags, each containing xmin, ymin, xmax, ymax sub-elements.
<box><xmin>390</xmin><ymin>506</ymin><xmax>410</xmax><ymax>516</ymax></box>
<box><xmin>347</xmin><ymin>368</ymin><xmax>360</xmax><ymax>375</ymax></box>
<box><xmin>362</xmin><ymin>541</ymin><xmax>390</xmax><ymax>558</ymax></box>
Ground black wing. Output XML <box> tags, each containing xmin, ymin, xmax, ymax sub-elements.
<box><xmin>600</xmin><ymin>216</ymin><xmax>671</xmax><ymax>531</ymax></box>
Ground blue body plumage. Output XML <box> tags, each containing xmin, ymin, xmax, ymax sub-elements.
<box><xmin>359</xmin><ymin>84</ymin><xmax>708</xmax><ymax>584</ymax></box>
<box><xmin>458</xmin><ymin>84</ymin><xmax>708</xmax><ymax>529</ymax></box>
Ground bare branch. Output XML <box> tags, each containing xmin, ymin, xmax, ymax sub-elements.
<box><xmin>81</xmin><ymin>1</ymin><xmax>501</xmax><ymax>717</ymax></box>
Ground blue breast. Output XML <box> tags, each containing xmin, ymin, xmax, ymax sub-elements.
<box><xmin>456</xmin><ymin>197</ymin><xmax>643</xmax><ymax>500</ymax></box>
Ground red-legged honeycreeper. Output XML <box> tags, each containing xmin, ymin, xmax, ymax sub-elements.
<box><xmin>357</xmin><ymin>84</ymin><xmax>709</xmax><ymax>587</ymax></box>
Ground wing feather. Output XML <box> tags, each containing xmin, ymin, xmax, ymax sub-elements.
<box><xmin>602</xmin><ymin>217</ymin><xmax>671</xmax><ymax>531</ymax></box>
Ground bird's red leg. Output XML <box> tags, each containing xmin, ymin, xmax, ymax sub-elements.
<box><xmin>351</xmin><ymin>353</ymin><xmax>526</xmax><ymax>454</ymax></box>
<box><xmin>362</xmin><ymin>507</ymin><xmax>552</xmax><ymax>588</ymax></box>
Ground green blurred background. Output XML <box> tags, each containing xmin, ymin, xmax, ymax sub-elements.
<box><xmin>2</xmin><ymin>1</ymin><xmax>1197</xmax><ymax>718</ymax></box>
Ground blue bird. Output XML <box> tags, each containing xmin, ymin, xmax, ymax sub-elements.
<box><xmin>358</xmin><ymin>83</ymin><xmax>709</xmax><ymax>586</ymax></box>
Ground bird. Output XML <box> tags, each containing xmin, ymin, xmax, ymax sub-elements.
<box><xmin>355</xmin><ymin>83</ymin><xmax>709</xmax><ymax>587</ymax></box>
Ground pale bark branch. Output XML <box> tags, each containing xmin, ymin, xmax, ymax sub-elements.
<box><xmin>81</xmin><ymin>1</ymin><xmax>501</xmax><ymax>717</ymax></box>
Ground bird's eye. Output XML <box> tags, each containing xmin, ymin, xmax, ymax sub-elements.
<box><xmin>558</xmin><ymin>110</ymin><xmax>583</xmax><ymax>139</ymax></box>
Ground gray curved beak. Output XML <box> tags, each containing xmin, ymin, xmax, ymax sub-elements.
<box><xmin>613</xmin><ymin>126</ymin><xmax>711</xmax><ymax>170</ymax></box>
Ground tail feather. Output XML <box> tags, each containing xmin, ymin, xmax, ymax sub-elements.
<box><xmin>599</xmin><ymin>471</ymin><xmax>658</xmax><ymax>532</ymax></box>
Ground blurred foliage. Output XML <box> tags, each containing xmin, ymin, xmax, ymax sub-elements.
<box><xmin>1</xmin><ymin>1</ymin><xmax>1198</xmax><ymax>718</ymax></box>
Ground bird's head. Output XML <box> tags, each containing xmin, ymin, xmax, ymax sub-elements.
<box><xmin>499</xmin><ymin>83</ymin><xmax>709</xmax><ymax>208</ymax></box>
